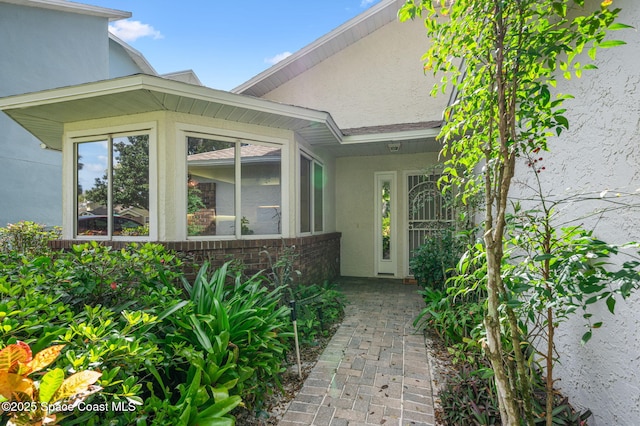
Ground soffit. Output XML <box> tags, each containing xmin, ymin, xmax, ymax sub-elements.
<box><xmin>316</xmin><ymin>120</ymin><xmax>442</xmax><ymax>157</ymax></box>
<box><xmin>0</xmin><ymin>74</ymin><xmax>342</xmax><ymax>151</ymax></box>
<box><xmin>232</xmin><ymin>0</ymin><xmax>404</xmax><ymax>97</ymax></box>
<box><xmin>323</xmin><ymin>137</ymin><xmax>442</xmax><ymax>158</ymax></box>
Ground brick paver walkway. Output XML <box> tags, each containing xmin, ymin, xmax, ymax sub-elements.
<box><xmin>279</xmin><ymin>278</ymin><xmax>435</xmax><ymax>426</ymax></box>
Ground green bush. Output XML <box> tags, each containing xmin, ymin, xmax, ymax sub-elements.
<box><xmin>410</xmin><ymin>228</ymin><xmax>465</xmax><ymax>290</ymax></box>
<box><xmin>0</xmin><ymin>221</ymin><xmax>347</xmax><ymax>425</ymax></box>
<box><xmin>292</xmin><ymin>282</ymin><xmax>345</xmax><ymax>344</ymax></box>
<box><xmin>180</xmin><ymin>262</ymin><xmax>291</xmax><ymax>411</ymax></box>
<box><xmin>0</xmin><ymin>221</ymin><xmax>60</xmax><ymax>256</ymax></box>
<box><xmin>439</xmin><ymin>365</ymin><xmax>500</xmax><ymax>426</ymax></box>
<box><xmin>56</xmin><ymin>241</ymin><xmax>184</xmax><ymax>311</ymax></box>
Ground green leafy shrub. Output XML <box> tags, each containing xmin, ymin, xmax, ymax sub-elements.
<box><xmin>290</xmin><ymin>282</ymin><xmax>345</xmax><ymax>344</ymax></box>
<box><xmin>181</xmin><ymin>262</ymin><xmax>291</xmax><ymax>410</ymax></box>
<box><xmin>439</xmin><ymin>365</ymin><xmax>500</xmax><ymax>426</ymax></box>
<box><xmin>410</xmin><ymin>228</ymin><xmax>465</xmax><ymax>290</ymax></box>
<box><xmin>0</xmin><ymin>221</ymin><xmax>60</xmax><ymax>256</ymax></box>
<box><xmin>56</xmin><ymin>241</ymin><xmax>183</xmax><ymax>311</ymax></box>
<box><xmin>415</xmin><ymin>288</ymin><xmax>484</xmax><ymax>349</ymax></box>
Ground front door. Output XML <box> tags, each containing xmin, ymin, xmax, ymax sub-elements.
<box><xmin>375</xmin><ymin>172</ymin><xmax>397</xmax><ymax>275</ymax></box>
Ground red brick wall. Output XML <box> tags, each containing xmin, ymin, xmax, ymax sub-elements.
<box><xmin>50</xmin><ymin>232</ymin><xmax>341</xmax><ymax>284</ymax></box>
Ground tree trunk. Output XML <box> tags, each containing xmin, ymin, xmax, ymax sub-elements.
<box><xmin>484</xmin><ymin>246</ymin><xmax>520</xmax><ymax>424</ymax></box>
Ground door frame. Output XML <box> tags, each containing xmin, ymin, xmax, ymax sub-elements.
<box><xmin>374</xmin><ymin>171</ymin><xmax>397</xmax><ymax>276</ymax></box>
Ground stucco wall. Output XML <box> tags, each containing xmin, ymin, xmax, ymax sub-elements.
<box><xmin>336</xmin><ymin>152</ymin><xmax>440</xmax><ymax>277</ymax></box>
<box><xmin>261</xmin><ymin>18</ymin><xmax>448</xmax><ymax>130</ymax></box>
<box><xmin>510</xmin><ymin>0</ymin><xmax>640</xmax><ymax>423</ymax></box>
<box><xmin>0</xmin><ymin>3</ymin><xmax>111</xmax><ymax>227</ymax></box>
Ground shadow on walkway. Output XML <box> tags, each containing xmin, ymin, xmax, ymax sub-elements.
<box><xmin>278</xmin><ymin>277</ymin><xmax>435</xmax><ymax>426</ymax></box>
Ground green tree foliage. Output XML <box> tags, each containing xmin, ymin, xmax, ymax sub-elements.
<box><xmin>399</xmin><ymin>0</ymin><xmax>627</xmax><ymax>424</ymax></box>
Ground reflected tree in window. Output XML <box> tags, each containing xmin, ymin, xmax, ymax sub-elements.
<box><xmin>84</xmin><ymin>135</ymin><xmax>149</xmax><ymax>209</ymax></box>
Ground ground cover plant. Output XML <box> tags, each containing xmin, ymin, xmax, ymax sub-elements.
<box><xmin>0</xmin><ymin>221</ymin><xmax>345</xmax><ymax>425</ymax></box>
<box><xmin>412</xmin><ymin>215</ymin><xmax>640</xmax><ymax>425</ymax></box>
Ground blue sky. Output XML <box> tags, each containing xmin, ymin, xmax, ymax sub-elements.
<box><xmin>90</xmin><ymin>0</ymin><xmax>383</xmax><ymax>90</ymax></box>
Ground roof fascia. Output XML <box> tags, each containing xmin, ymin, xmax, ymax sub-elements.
<box><xmin>231</xmin><ymin>0</ymin><xmax>398</xmax><ymax>94</ymax></box>
<box><xmin>341</xmin><ymin>127</ymin><xmax>441</xmax><ymax>145</ymax></box>
<box><xmin>0</xmin><ymin>74</ymin><xmax>344</xmax><ymax>143</ymax></box>
<box><xmin>1</xmin><ymin>0</ymin><xmax>131</xmax><ymax>21</ymax></box>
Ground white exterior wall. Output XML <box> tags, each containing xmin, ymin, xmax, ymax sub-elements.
<box><xmin>261</xmin><ymin>18</ymin><xmax>448</xmax><ymax>130</ymax></box>
<box><xmin>510</xmin><ymin>1</ymin><xmax>640</xmax><ymax>423</ymax></box>
<box><xmin>336</xmin><ymin>152</ymin><xmax>439</xmax><ymax>277</ymax></box>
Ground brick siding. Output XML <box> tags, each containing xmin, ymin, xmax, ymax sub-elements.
<box><xmin>50</xmin><ymin>232</ymin><xmax>341</xmax><ymax>284</ymax></box>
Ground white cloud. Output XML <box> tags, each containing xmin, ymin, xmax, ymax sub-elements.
<box><xmin>360</xmin><ymin>0</ymin><xmax>377</xmax><ymax>7</ymax></box>
<box><xmin>265</xmin><ymin>51</ymin><xmax>292</xmax><ymax>65</ymax></box>
<box><xmin>109</xmin><ymin>20</ymin><xmax>163</xmax><ymax>43</ymax></box>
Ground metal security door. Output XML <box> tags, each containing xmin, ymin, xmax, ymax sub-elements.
<box><xmin>407</xmin><ymin>173</ymin><xmax>455</xmax><ymax>275</ymax></box>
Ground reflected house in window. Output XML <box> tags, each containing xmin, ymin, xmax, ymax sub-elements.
<box><xmin>187</xmin><ymin>139</ymin><xmax>282</xmax><ymax>237</ymax></box>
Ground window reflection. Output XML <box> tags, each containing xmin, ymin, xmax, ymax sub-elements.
<box><xmin>187</xmin><ymin>137</ymin><xmax>236</xmax><ymax>236</ymax></box>
<box><xmin>300</xmin><ymin>156</ymin><xmax>312</xmax><ymax>233</ymax></box>
<box><xmin>76</xmin><ymin>135</ymin><xmax>150</xmax><ymax>237</ymax></box>
<box><xmin>314</xmin><ymin>163</ymin><xmax>324</xmax><ymax>232</ymax></box>
<box><xmin>241</xmin><ymin>143</ymin><xmax>282</xmax><ymax>235</ymax></box>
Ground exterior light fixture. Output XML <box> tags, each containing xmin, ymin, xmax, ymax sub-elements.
<box><xmin>387</xmin><ymin>143</ymin><xmax>401</xmax><ymax>152</ymax></box>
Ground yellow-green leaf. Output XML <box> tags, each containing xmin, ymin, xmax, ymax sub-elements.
<box><xmin>599</xmin><ymin>40</ymin><xmax>627</xmax><ymax>48</ymax></box>
<box><xmin>51</xmin><ymin>370</ymin><xmax>102</xmax><ymax>403</ymax></box>
<box><xmin>39</xmin><ymin>368</ymin><xmax>64</xmax><ymax>404</ymax></box>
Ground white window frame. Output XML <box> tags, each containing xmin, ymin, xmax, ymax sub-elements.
<box><xmin>65</xmin><ymin>123</ymin><xmax>157</xmax><ymax>241</ymax></box>
<box><xmin>298</xmin><ymin>149</ymin><xmax>325</xmax><ymax>236</ymax></box>
<box><xmin>177</xmin><ymin>124</ymin><xmax>289</xmax><ymax>240</ymax></box>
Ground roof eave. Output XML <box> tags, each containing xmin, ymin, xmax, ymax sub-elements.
<box><xmin>342</xmin><ymin>127</ymin><xmax>441</xmax><ymax>145</ymax></box>
<box><xmin>0</xmin><ymin>74</ymin><xmax>344</xmax><ymax>150</ymax></box>
<box><xmin>1</xmin><ymin>0</ymin><xmax>131</xmax><ymax>21</ymax></box>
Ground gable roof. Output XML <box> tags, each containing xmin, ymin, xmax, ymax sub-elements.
<box><xmin>0</xmin><ymin>0</ymin><xmax>130</xmax><ymax>21</ymax></box>
<box><xmin>232</xmin><ymin>0</ymin><xmax>404</xmax><ymax>97</ymax></box>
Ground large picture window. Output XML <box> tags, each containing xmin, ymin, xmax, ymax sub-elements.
<box><xmin>76</xmin><ymin>134</ymin><xmax>150</xmax><ymax>238</ymax></box>
<box><xmin>187</xmin><ymin>136</ymin><xmax>281</xmax><ymax>237</ymax></box>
